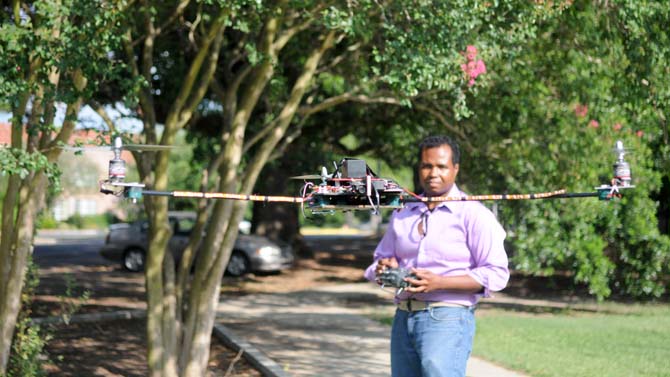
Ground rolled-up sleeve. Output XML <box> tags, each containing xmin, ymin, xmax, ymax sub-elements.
<box><xmin>465</xmin><ymin>206</ymin><xmax>509</xmax><ymax>297</ymax></box>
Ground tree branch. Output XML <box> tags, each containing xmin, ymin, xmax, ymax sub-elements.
<box><xmin>412</xmin><ymin>103</ymin><xmax>464</xmax><ymax>139</ymax></box>
<box><xmin>180</xmin><ymin>21</ymin><xmax>227</xmax><ymax>127</ymax></box>
<box><xmin>140</xmin><ymin>0</ymin><xmax>157</xmax><ymax>87</ymax></box>
<box><xmin>272</xmin><ymin>5</ymin><xmax>325</xmax><ymax>52</ymax></box>
<box><xmin>242</xmin><ymin>117</ymin><xmax>279</xmax><ymax>154</ymax></box>
<box><xmin>88</xmin><ymin>100</ymin><xmax>117</xmax><ymax>134</ymax></box>
<box><xmin>123</xmin><ymin>28</ymin><xmax>157</xmax><ymax>145</ymax></box>
<box><xmin>241</xmin><ymin>30</ymin><xmax>338</xmax><ymax>193</ymax></box>
<box><xmin>164</xmin><ymin>9</ymin><xmax>229</xmax><ymax>135</ymax></box>
<box><xmin>155</xmin><ymin>0</ymin><xmax>191</xmax><ymax>36</ymax></box>
<box><xmin>298</xmin><ymin>89</ymin><xmax>474</xmax><ymax>153</ymax></box>
<box><xmin>267</xmin><ymin>118</ymin><xmax>307</xmax><ymax>161</ymax></box>
<box><xmin>316</xmin><ymin>41</ymin><xmax>361</xmax><ymax>74</ymax></box>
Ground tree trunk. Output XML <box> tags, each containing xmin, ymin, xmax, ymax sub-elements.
<box><xmin>145</xmin><ymin>194</ymin><xmax>177</xmax><ymax>377</ymax></box>
<box><xmin>0</xmin><ymin>173</ymin><xmax>48</xmax><ymax>374</ymax></box>
<box><xmin>0</xmin><ymin>94</ymin><xmax>79</xmax><ymax>374</ymax></box>
<box><xmin>253</xmin><ymin>202</ymin><xmax>301</xmax><ymax>243</ymax></box>
<box><xmin>177</xmin><ymin>29</ymin><xmax>336</xmax><ymax>377</ymax></box>
<box><xmin>180</xmin><ymin>200</ymin><xmax>245</xmax><ymax>377</ymax></box>
<box><xmin>134</xmin><ymin>8</ymin><xmax>228</xmax><ymax>376</ymax></box>
<box><xmin>251</xmin><ymin>163</ymin><xmax>300</xmax><ymax>244</ymax></box>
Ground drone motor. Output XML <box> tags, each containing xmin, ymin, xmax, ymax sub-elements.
<box><xmin>108</xmin><ymin>157</ymin><xmax>126</xmax><ymax>182</ymax></box>
<box><xmin>612</xmin><ymin>140</ymin><xmax>632</xmax><ymax>187</ymax></box>
<box><xmin>107</xmin><ymin>137</ymin><xmax>126</xmax><ymax>182</ymax></box>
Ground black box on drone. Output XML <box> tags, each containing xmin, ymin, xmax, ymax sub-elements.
<box><xmin>341</xmin><ymin>159</ymin><xmax>367</xmax><ymax>179</ymax></box>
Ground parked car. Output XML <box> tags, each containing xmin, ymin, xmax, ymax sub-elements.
<box><xmin>99</xmin><ymin>211</ymin><xmax>294</xmax><ymax>276</ymax></box>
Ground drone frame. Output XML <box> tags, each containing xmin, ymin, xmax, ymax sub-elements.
<box><xmin>97</xmin><ymin>140</ymin><xmax>636</xmax><ymax>212</ymax></box>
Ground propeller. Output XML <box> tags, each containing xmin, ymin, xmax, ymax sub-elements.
<box><xmin>60</xmin><ymin>137</ymin><xmax>176</xmax><ymax>152</ymax></box>
<box><xmin>290</xmin><ymin>174</ymin><xmax>323</xmax><ymax>180</ymax></box>
<box><xmin>290</xmin><ymin>166</ymin><xmax>333</xmax><ymax>181</ymax></box>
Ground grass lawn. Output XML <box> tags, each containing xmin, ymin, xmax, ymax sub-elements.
<box><xmin>473</xmin><ymin>304</ymin><xmax>670</xmax><ymax>377</ymax></box>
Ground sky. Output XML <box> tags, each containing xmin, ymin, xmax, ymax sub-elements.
<box><xmin>0</xmin><ymin>102</ymin><xmax>144</xmax><ymax>133</ymax></box>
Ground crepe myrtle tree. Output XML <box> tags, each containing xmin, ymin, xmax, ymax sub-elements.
<box><xmin>247</xmin><ymin>1</ymin><xmax>670</xmax><ymax>303</ymax></box>
<box><xmin>102</xmin><ymin>1</ymin><xmax>564</xmax><ymax>376</ymax></box>
<box><xmin>461</xmin><ymin>0</ymin><xmax>670</xmax><ymax>300</ymax></box>
<box><xmin>224</xmin><ymin>0</ymin><xmax>566</xmax><ymax>252</ymax></box>
<box><xmin>0</xmin><ymin>0</ymin><xmax>125</xmax><ymax>373</ymax></box>
<box><xmin>98</xmin><ymin>2</ymin><xmax>230</xmax><ymax>377</ymax></box>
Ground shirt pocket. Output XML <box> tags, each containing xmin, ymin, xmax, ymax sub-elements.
<box><xmin>428</xmin><ymin>307</ymin><xmax>465</xmax><ymax>322</ymax></box>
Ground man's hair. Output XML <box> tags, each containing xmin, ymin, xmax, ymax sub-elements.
<box><xmin>417</xmin><ymin>135</ymin><xmax>460</xmax><ymax>165</ymax></box>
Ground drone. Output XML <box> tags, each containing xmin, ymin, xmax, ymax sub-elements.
<box><xmin>94</xmin><ymin>139</ymin><xmax>635</xmax><ymax>212</ymax></box>
<box><xmin>291</xmin><ymin>158</ymin><xmax>406</xmax><ymax>214</ymax></box>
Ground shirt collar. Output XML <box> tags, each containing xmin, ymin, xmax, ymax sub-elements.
<box><xmin>407</xmin><ymin>184</ymin><xmax>464</xmax><ymax>214</ymax></box>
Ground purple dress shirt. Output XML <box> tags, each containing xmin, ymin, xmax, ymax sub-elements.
<box><xmin>364</xmin><ymin>184</ymin><xmax>509</xmax><ymax>307</ymax></box>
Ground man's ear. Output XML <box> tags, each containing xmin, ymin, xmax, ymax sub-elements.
<box><xmin>454</xmin><ymin>163</ymin><xmax>460</xmax><ymax>177</ymax></box>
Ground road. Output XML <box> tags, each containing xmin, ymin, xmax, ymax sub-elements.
<box><xmin>33</xmin><ymin>230</ymin><xmax>380</xmax><ymax>268</ymax></box>
<box><xmin>32</xmin><ymin>230</ymin><xmax>147</xmax><ymax>314</ymax></box>
<box><xmin>30</xmin><ymin>231</ymin><xmax>380</xmax><ymax>313</ymax></box>
<box><xmin>33</xmin><ymin>230</ymin><xmax>108</xmax><ymax>267</ymax></box>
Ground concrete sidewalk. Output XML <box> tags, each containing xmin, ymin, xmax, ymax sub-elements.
<box><xmin>216</xmin><ymin>282</ymin><xmax>527</xmax><ymax>377</ymax></box>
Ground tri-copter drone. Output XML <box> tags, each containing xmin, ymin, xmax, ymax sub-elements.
<box><xmin>93</xmin><ymin>138</ymin><xmax>635</xmax><ymax>214</ymax></box>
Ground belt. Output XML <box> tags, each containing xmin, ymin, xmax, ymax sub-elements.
<box><xmin>397</xmin><ymin>299</ymin><xmax>467</xmax><ymax>312</ymax></box>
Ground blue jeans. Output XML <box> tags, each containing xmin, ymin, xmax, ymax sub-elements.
<box><xmin>390</xmin><ymin>306</ymin><xmax>476</xmax><ymax>377</ymax></box>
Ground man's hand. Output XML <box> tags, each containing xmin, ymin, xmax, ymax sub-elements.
<box><xmin>405</xmin><ymin>268</ymin><xmax>485</xmax><ymax>294</ymax></box>
<box><xmin>404</xmin><ymin>268</ymin><xmax>443</xmax><ymax>293</ymax></box>
<box><xmin>374</xmin><ymin>257</ymin><xmax>399</xmax><ymax>284</ymax></box>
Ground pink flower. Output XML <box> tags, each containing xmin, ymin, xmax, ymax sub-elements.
<box><xmin>461</xmin><ymin>45</ymin><xmax>486</xmax><ymax>87</ymax></box>
<box><xmin>574</xmin><ymin>104</ymin><xmax>588</xmax><ymax>118</ymax></box>
<box><xmin>473</xmin><ymin>60</ymin><xmax>486</xmax><ymax>76</ymax></box>
<box><xmin>465</xmin><ymin>45</ymin><xmax>478</xmax><ymax>61</ymax></box>
<box><xmin>588</xmin><ymin>120</ymin><xmax>600</xmax><ymax>129</ymax></box>
<box><xmin>613</xmin><ymin>123</ymin><xmax>622</xmax><ymax>131</ymax></box>
<box><xmin>636</xmin><ymin>130</ymin><xmax>644</xmax><ymax>138</ymax></box>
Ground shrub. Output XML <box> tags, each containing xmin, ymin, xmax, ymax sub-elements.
<box><xmin>7</xmin><ymin>261</ymin><xmax>90</xmax><ymax>376</ymax></box>
<box><xmin>7</xmin><ymin>259</ymin><xmax>48</xmax><ymax>377</ymax></box>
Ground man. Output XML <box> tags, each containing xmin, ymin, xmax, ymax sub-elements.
<box><xmin>364</xmin><ymin>135</ymin><xmax>509</xmax><ymax>377</ymax></box>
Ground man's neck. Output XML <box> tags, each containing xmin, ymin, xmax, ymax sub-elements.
<box><xmin>423</xmin><ymin>184</ymin><xmax>456</xmax><ymax>211</ymax></box>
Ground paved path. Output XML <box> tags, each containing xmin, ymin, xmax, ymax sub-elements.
<box><xmin>216</xmin><ymin>282</ymin><xmax>528</xmax><ymax>377</ymax></box>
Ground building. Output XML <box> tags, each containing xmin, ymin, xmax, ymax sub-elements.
<box><xmin>0</xmin><ymin>122</ymin><xmax>135</xmax><ymax>221</ymax></box>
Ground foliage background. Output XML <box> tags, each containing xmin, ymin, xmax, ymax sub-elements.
<box><xmin>455</xmin><ymin>0</ymin><xmax>670</xmax><ymax>299</ymax></box>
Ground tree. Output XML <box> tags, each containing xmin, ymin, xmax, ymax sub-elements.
<box><xmin>103</xmin><ymin>1</ymin><xmax>558</xmax><ymax>376</ymax></box>
<box><xmin>250</xmin><ymin>1</ymin><xmax>670</xmax><ymax>301</ymax></box>
<box><xmin>101</xmin><ymin>3</ymin><xmax>229</xmax><ymax>377</ymax></box>
<box><xmin>0</xmin><ymin>0</ymin><xmax>125</xmax><ymax>373</ymax></box>
<box><xmin>460</xmin><ymin>0</ymin><xmax>670</xmax><ymax>299</ymax></box>
<box><xmin>219</xmin><ymin>0</ymin><xmax>568</xmax><ymax>248</ymax></box>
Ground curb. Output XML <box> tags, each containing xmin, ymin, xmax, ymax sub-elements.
<box><xmin>31</xmin><ymin>309</ymin><xmax>287</xmax><ymax>377</ymax></box>
<box><xmin>213</xmin><ymin>323</ymin><xmax>289</xmax><ymax>377</ymax></box>
<box><xmin>34</xmin><ymin>229</ymin><xmax>106</xmax><ymax>245</ymax></box>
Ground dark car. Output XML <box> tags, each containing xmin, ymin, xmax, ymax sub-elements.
<box><xmin>99</xmin><ymin>212</ymin><xmax>294</xmax><ymax>276</ymax></box>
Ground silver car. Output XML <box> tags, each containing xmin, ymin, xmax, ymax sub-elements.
<box><xmin>99</xmin><ymin>212</ymin><xmax>294</xmax><ymax>276</ymax></box>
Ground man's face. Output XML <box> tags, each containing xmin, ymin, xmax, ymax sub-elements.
<box><xmin>418</xmin><ymin>145</ymin><xmax>459</xmax><ymax>196</ymax></box>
